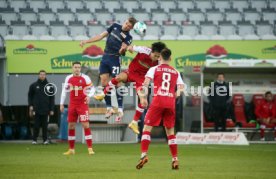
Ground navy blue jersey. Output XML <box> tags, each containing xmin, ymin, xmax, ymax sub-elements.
<box><xmin>104</xmin><ymin>23</ymin><xmax>132</xmax><ymax>56</ymax></box>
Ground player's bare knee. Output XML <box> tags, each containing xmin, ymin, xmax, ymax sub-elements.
<box><xmin>81</xmin><ymin>122</ymin><xmax>90</xmax><ymax>129</ymax></box>
<box><xmin>165</xmin><ymin>127</ymin><xmax>175</xmax><ymax>136</ymax></box>
<box><xmin>143</xmin><ymin>125</ymin><xmax>152</xmax><ymax>132</ymax></box>
<box><xmin>68</xmin><ymin>123</ymin><xmax>75</xmax><ymax>129</ymax></box>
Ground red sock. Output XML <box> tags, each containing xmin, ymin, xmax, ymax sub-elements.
<box><xmin>133</xmin><ymin>103</ymin><xmax>145</xmax><ymax>121</ymax></box>
<box><xmin>168</xmin><ymin>135</ymin><xmax>178</xmax><ymax>160</ymax></box>
<box><xmin>68</xmin><ymin>129</ymin><xmax>75</xmax><ymax>149</ymax></box>
<box><xmin>104</xmin><ymin>78</ymin><xmax>119</xmax><ymax>94</ymax></box>
<box><xmin>260</xmin><ymin>124</ymin><xmax>266</xmax><ymax>138</ymax></box>
<box><xmin>84</xmin><ymin>128</ymin><xmax>92</xmax><ymax>148</ymax></box>
<box><xmin>141</xmin><ymin>131</ymin><xmax>151</xmax><ymax>153</ymax></box>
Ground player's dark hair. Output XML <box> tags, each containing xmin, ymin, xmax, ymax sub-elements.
<box><xmin>161</xmin><ymin>48</ymin><xmax>171</xmax><ymax>61</ymax></box>
<box><xmin>151</xmin><ymin>42</ymin><xmax>166</xmax><ymax>53</ymax></box>
<box><xmin>72</xmin><ymin>61</ymin><xmax>81</xmax><ymax>66</ymax></box>
<box><xmin>128</xmin><ymin>17</ymin><xmax>137</xmax><ymax>27</ymax></box>
<box><xmin>39</xmin><ymin>69</ymin><xmax>46</xmax><ymax>74</ymax></box>
<box><xmin>265</xmin><ymin>91</ymin><xmax>272</xmax><ymax>97</ymax></box>
<box><xmin>217</xmin><ymin>73</ymin><xmax>225</xmax><ymax>77</ymax></box>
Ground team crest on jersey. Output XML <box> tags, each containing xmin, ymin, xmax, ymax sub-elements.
<box><xmin>79</xmin><ymin>80</ymin><xmax>82</xmax><ymax>83</ymax></box>
<box><xmin>36</xmin><ymin>86</ymin><xmax>39</xmax><ymax>89</ymax></box>
<box><xmin>120</xmin><ymin>32</ymin><xmax>126</xmax><ymax>39</ymax></box>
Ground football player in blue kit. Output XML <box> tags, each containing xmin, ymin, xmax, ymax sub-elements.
<box><xmin>80</xmin><ymin>17</ymin><xmax>137</xmax><ymax>121</ymax></box>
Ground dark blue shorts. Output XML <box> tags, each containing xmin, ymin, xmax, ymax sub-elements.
<box><xmin>99</xmin><ymin>54</ymin><xmax>121</xmax><ymax>77</ymax></box>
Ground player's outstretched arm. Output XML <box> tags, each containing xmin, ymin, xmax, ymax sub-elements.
<box><xmin>127</xmin><ymin>45</ymin><xmax>151</xmax><ymax>55</ymax></box>
<box><xmin>80</xmin><ymin>31</ymin><xmax>109</xmax><ymax>48</ymax></box>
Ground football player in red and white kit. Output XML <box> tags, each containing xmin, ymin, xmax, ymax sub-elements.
<box><xmin>60</xmin><ymin>61</ymin><xmax>96</xmax><ymax>155</ymax></box>
<box><xmin>136</xmin><ymin>48</ymin><xmax>185</xmax><ymax>170</ymax></box>
<box><xmin>94</xmin><ymin>42</ymin><xmax>166</xmax><ymax>134</ymax></box>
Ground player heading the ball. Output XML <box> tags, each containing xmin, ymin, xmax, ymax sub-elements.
<box><xmin>80</xmin><ymin>17</ymin><xmax>137</xmax><ymax>121</ymax></box>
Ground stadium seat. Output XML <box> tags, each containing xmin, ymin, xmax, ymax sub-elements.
<box><xmin>68</xmin><ymin>21</ymin><xmax>87</xmax><ymax>38</ymax></box>
<box><xmin>251</xmin><ymin>0</ymin><xmax>267</xmax><ymax>12</ymax></box>
<box><xmin>219</xmin><ymin>21</ymin><xmax>237</xmax><ymax>36</ymax></box>
<box><xmin>31</xmin><ymin>23</ymin><xmax>49</xmax><ymax>37</ymax></box>
<box><xmin>262</xmin><ymin>9</ymin><xmax>276</xmax><ymax>24</ymax></box>
<box><xmin>50</xmin><ymin>24</ymin><xmax>68</xmax><ymax>37</ymax></box>
<box><xmin>159</xmin><ymin>0</ymin><xmax>177</xmax><ymax>13</ymax></box>
<box><xmin>141</xmin><ymin>0</ymin><xmax>158</xmax><ymax>13</ymax></box>
<box><xmin>122</xmin><ymin>0</ymin><xmax>139</xmax><ymax>13</ymax></box>
<box><xmin>188</xmin><ymin>9</ymin><xmax>205</xmax><ymax>25</ymax></box>
<box><xmin>225</xmin><ymin>9</ymin><xmax>242</xmax><ymax>25</ymax></box>
<box><xmin>84</xmin><ymin>0</ymin><xmax>102</xmax><ymax>13</ymax></box>
<box><xmin>181</xmin><ymin>23</ymin><xmax>199</xmax><ymax>36</ymax></box>
<box><xmin>232</xmin><ymin>0</ymin><xmax>249</xmax><ymax>12</ymax></box>
<box><xmin>57</xmin><ymin>9</ymin><xmax>75</xmax><ymax>26</ymax></box>
<box><xmin>200</xmin><ymin>21</ymin><xmax>218</xmax><ymax>36</ymax></box>
<box><xmin>10</xmin><ymin>0</ymin><xmax>27</xmax><ymax>12</ymax></box>
<box><xmin>244</xmin><ymin>9</ymin><xmax>261</xmax><ymax>25</ymax></box>
<box><xmin>1</xmin><ymin>12</ymin><xmax>18</xmax><ymax>26</ymax></box>
<box><xmin>237</xmin><ymin>21</ymin><xmax>255</xmax><ymax>37</ymax></box>
<box><xmin>195</xmin><ymin>0</ymin><xmax>213</xmax><ymax>12</ymax></box>
<box><xmin>0</xmin><ymin>24</ymin><xmax>9</xmax><ymax>37</ymax></box>
<box><xmin>203</xmin><ymin>114</ymin><xmax>214</xmax><ymax>128</ymax></box>
<box><xmin>143</xmin><ymin>24</ymin><xmax>161</xmax><ymax>38</ymax></box>
<box><xmin>252</xmin><ymin>94</ymin><xmax>264</xmax><ymax>108</ymax></box>
<box><xmin>232</xmin><ymin>94</ymin><xmax>256</xmax><ymax>128</ymax></box>
<box><xmin>19</xmin><ymin>10</ymin><xmax>37</xmax><ymax>26</ymax></box>
<box><xmin>29</xmin><ymin>0</ymin><xmax>47</xmax><ymax>13</ymax></box>
<box><xmin>206</xmin><ymin>10</ymin><xmax>224</xmax><ymax>25</ymax></box>
<box><xmin>131</xmin><ymin>8</ymin><xmax>150</xmax><ymax>22</ymax></box>
<box><xmin>213</xmin><ymin>0</ymin><xmax>231</xmax><ymax>12</ymax></box>
<box><xmin>76</xmin><ymin>9</ymin><xmax>94</xmax><ymax>25</ymax></box>
<box><xmin>10</xmin><ymin>21</ymin><xmax>29</xmax><ymax>38</ymax></box>
<box><xmin>113</xmin><ymin>9</ymin><xmax>130</xmax><ymax>24</ymax></box>
<box><xmin>151</xmin><ymin>9</ymin><xmax>169</xmax><ymax>25</ymax></box>
<box><xmin>94</xmin><ymin>9</ymin><xmax>113</xmax><ymax>25</ymax></box>
<box><xmin>0</xmin><ymin>0</ymin><xmax>8</xmax><ymax>8</ymax></box>
<box><xmin>256</xmin><ymin>20</ymin><xmax>274</xmax><ymax>36</ymax></box>
<box><xmin>169</xmin><ymin>9</ymin><xmax>187</xmax><ymax>25</ymax></box>
<box><xmin>39</xmin><ymin>11</ymin><xmax>56</xmax><ymax>25</ymax></box>
<box><xmin>160</xmin><ymin>24</ymin><xmax>179</xmax><ymax>40</ymax></box>
<box><xmin>102</xmin><ymin>0</ymin><xmax>121</xmax><ymax>13</ymax></box>
<box><xmin>47</xmin><ymin>0</ymin><xmax>65</xmax><ymax>13</ymax></box>
<box><xmin>177</xmin><ymin>0</ymin><xmax>195</xmax><ymax>12</ymax></box>
<box><xmin>87</xmin><ymin>25</ymin><xmax>105</xmax><ymax>37</ymax></box>
<box><xmin>66</xmin><ymin>0</ymin><xmax>84</xmax><ymax>13</ymax></box>
<box><xmin>269</xmin><ymin>0</ymin><xmax>276</xmax><ymax>8</ymax></box>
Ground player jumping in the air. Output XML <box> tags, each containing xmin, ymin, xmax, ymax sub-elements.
<box><xmin>60</xmin><ymin>61</ymin><xmax>96</xmax><ymax>155</ymax></box>
<box><xmin>80</xmin><ymin>17</ymin><xmax>137</xmax><ymax>121</ymax></box>
<box><xmin>135</xmin><ymin>48</ymin><xmax>185</xmax><ymax>170</ymax></box>
<box><xmin>94</xmin><ymin>42</ymin><xmax>166</xmax><ymax>134</ymax></box>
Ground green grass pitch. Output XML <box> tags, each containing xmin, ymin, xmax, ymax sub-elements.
<box><xmin>0</xmin><ymin>143</ymin><xmax>276</xmax><ymax>179</ymax></box>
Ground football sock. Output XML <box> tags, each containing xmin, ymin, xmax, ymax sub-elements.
<box><xmin>104</xmin><ymin>91</ymin><xmax>112</xmax><ymax>108</ymax></box>
<box><xmin>116</xmin><ymin>87</ymin><xmax>124</xmax><ymax>109</ymax></box>
<box><xmin>141</xmin><ymin>131</ymin><xmax>151</xmax><ymax>156</ymax></box>
<box><xmin>68</xmin><ymin>129</ymin><xmax>75</xmax><ymax>149</ymax></box>
<box><xmin>133</xmin><ymin>103</ymin><xmax>145</xmax><ymax>122</ymax></box>
<box><xmin>168</xmin><ymin>135</ymin><xmax>178</xmax><ymax>160</ymax></box>
<box><xmin>260</xmin><ymin>124</ymin><xmax>266</xmax><ymax>138</ymax></box>
<box><xmin>84</xmin><ymin>128</ymin><xmax>92</xmax><ymax>148</ymax></box>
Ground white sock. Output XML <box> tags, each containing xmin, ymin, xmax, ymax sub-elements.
<box><xmin>118</xmin><ymin>108</ymin><xmax>123</xmax><ymax>113</ymax></box>
<box><xmin>141</xmin><ymin>152</ymin><xmax>147</xmax><ymax>158</ymax></box>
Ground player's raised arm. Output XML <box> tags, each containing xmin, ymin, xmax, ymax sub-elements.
<box><xmin>80</xmin><ymin>31</ymin><xmax>108</xmax><ymax>48</ymax></box>
<box><xmin>127</xmin><ymin>45</ymin><xmax>151</xmax><ymax>55</ymax></box>
<box><xmin>60</xmin><ymin>76</ymin><xmax>70</xmax><ymax>112</ymax></box>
